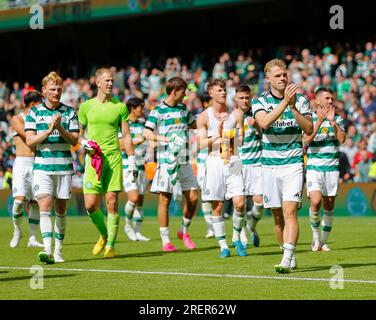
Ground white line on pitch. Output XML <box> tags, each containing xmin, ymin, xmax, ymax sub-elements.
<box><xmin>1</xmin><ymin>266</ymin><xmax>376</xmax><ymax>285</ymax></box>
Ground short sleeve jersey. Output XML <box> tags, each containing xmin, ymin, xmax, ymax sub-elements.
<box><xmin>121</xmin><ymin>119</ymin><xmax>147</xmax><ymax>170</ymax></box>
<box><xmin>24</xmin><ymin>102</ymin><xmax>79</xmax><ymax>175</ymax></box>
<box><xmin>252</xmin><ymin>91</ymin><xmax>311</xmax><ymax>167</ymax></box>
<box><xmin>78</xmin><ymin>97</ymin><xmax>129</xmax><ymax>155</ymax></box>
<box><xmin>240</xmin><ymin>109</ymin><xmax>262</xmax><ymax>166</ymax></box>
<box><xmin>306</xmin><ymin>113</ymin><xmax>345</xmax><ymax>172</ymax></box>
<box><xmin>145</xmin><ymin>101</ymin><xmax>195</xmax><ymax>164</ymax></box>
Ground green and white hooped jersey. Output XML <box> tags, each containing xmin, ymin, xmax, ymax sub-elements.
<box><xmin>121</xmin><ymin>120</ymin><xmax>147</xmax><ymax>171</ymax></box>
<box><xmin>145</xmin><ymin>101</ymin><xmax>195</xmax><ymax>165</ymax></box>
<box><xmin>240</xmin><ymin>110</ymin><xmax>262</xmax><ymax>166</ymax></box>
<box><xmin>24</xmin><ymin>102</ymin><xmax>79</xmax><ymax>175</ymax></box>
<box><xmin>306</xmin><ymin>113</ymin><xmax>345</xmax><ymax>172</ymax></box>
<box><xmin>252</xmin><ymin>91</ymin><xmax>311</xmax><ymax>167</ymax></box>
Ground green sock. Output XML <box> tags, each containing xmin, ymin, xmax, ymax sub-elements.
<box><xmin>88</xmin><ymin>208</ymin><xmax>108</xmax><ymax>238</ymax></box>
<box><xmin>107</xmin><ymin>213</ymin><xmax>120</xmax><ymax>248</ymax></box>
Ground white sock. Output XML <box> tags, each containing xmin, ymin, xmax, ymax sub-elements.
<box><xmin>232</xmin><ymin>209</ymin><xmax>245</xmax><ymax>241</ymax></box>
<box><xmin>250</xmin><ymin>202</ymin><xmax>264</xmax><ymax>231</ymax></box>
<box><xmin>202</xmin><ymin>201</ymin><xmax>213</xmax><ymax>231</ymax></box>
<box><xmin>322</xmin><ymin>210</ymin><xmax>334</xmax><ymax>244</ymax></box>
<box><xmin>12</xmin><ymin>199</ymin><xmax>24</xmax><ymax>235</ymax></box>
<box><xmin>245</xmin><ymin>211</ymin><xmax>253</xmax><ymax>233</ymax></box>
<box><xmin>309</xmin><ymin>208</ymin><xmax>320</xmax><ymax>241</ymax></box>
<box><xmin>133</xmin><ymin>206</ymin><xmax>144</xmax><ymax>234</ymax></box>
<box><xmin>212</xmin><ymin>215</ymin><xmax>228</xmax><ymax>250</ymax></box>
<box><xmin>40</xmin><ymin>211</ymin><xmax>53</xmax><ymax>255</ymax></box>
<box><xmin>54</xmin><ymin>212</ymin><xmax>67</xmax><ymax>255</ymax></box>
<box><xmin>281</xmin><ymin>243</ymin><xmax>295</xmax><ymax>267</ymax></box>
<box><xmin>28</xmin><ymin>202</ymin><xmax>40</xmax><ymax>238</ymax></box>
<box><xmin>125</xmin><ymin>201</ymin><xmax>136</xmax><ymax>225</ymax></box>
<box><xmin>179</xmin><ymin>217</ymin><xmax>191</xmax><ymax>234</ymax></box>
<box><xmin>160</xmin><ymin>227</ymin><xmax>170</xmax><ymax>246</ymax></box>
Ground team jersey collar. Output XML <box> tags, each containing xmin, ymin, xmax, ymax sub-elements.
<box><xmin>43</xmin><ymin>101</ymin><xmax>62</xmax><ymax>111</ymax></box>
<box><xmin>269</xmin><ymin>91</ymin><xmax>284</xmax><ymax>101</ymax></box>
<box><xmin>162</xmin><ymin>101</ymin><xmax>182</xmax><ymax>109</ymax></box>
<box><xmin>244</xmin><ymin>108</ymin><xmax>252</xmax><ymax>118</ymax></box>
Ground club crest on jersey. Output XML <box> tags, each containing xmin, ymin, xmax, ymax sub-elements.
<box><xmin>264</xmin><ymin>195</ymin><xmax>269</xmax><ymax>203</ymax></box>
<box><xmin>174</xmin><ymin>118</ymin><xmax>181</xmax><ymax>125</ymax></box>
<box><xmin>34</xmin><ymin>185</ymin><xmax>39</xmax><ymax>191</ymax></box>
<box><xmin>321</xmin><ymin>127</ymin><xmax>329</xmax><ymax>134</ymax></box>
<box><xmin>86</xmin><ymin>182</ymin><xmax>92</xmax><ymax>189</ymax></box>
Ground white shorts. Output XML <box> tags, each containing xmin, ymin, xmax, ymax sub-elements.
<box><xmin>33</xmin><ymin>171</ymin><xmax>72</xmax><ymax>200</ymax></box>
<box><xmin>306</xmin><ymin>170</ymin><xmax>339</xmax><ymax>197</ymax></box>
<box><xmin>123</xmin><ymin>169</ymin><xmax>147</xmax><ymax>195</ymax></box>
<box><xmin>150</xmin><ymin>164</ymin><xmax>198</xmax><ymax>194</ymax></box>
<box><xmin>202</xmin><ymin>156</ymin><xmax>244</xmax><ymax>201</ymax></box>
<box><xmin>12</xmin><ymin>157</ymin><xmax>34</xmax><ymax>200</ymax></box>
<box><xmin>242</xmin><ymin>165</ymin><xmax>263</xmax><ymax>196</ymax></box>
<box><xmin>197</xmin><ymin>164</ymin><xmax>205</xmax><ymax>190</ymax></box>
<box><xmin>262</xmin><ymin>164</ymin><xmax>304</xmax><ymax>208</ymax></box>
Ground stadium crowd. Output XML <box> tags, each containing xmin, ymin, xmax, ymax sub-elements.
<box><xmin>0</xmin><ymin>41</ymin><xmax>376</xmax><ymax>189</ymax></box>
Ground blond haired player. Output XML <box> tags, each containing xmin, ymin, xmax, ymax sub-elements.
<box><xmin>253</xmin><ymin>59</ymin><xmax>313</xmax><ymax>273</ymax></box>
<box><xmin>25</xmin><ymin>72</ymin><xmax>79</xmax><ymax>264</ymax></box>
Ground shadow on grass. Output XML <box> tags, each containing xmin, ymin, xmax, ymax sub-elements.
<box><xmin>64</xmin><ymin>242</ymin><xmax>97</xmax><ymax>246</ymax></box>
<box><xmin>64</xmin><ymin>238</ymin><xmax>161</xmax><ymax>247</ymax></box>
<box><xmin>335</xmin><ymin>245</ymin><xmax>376</xmax><ymax>251</ymax></box>
<box><xmin>0</xmin><ymin>274</ymin><xmax>76</xmax><ymax>282</ymax></box>
<box><xmin>250</xmin><ymin>242</ymin><xmax>312</xmax><ymax>249</ymax></box>
<box><xmin>293</xmin><ymin>261</ymin><xmax>376</xmax><ymax>273</ymax></box>
<box><xmin>68</xmin><ymin>245</ymin><xmax>219</xmax><ymax>262</ymax></box>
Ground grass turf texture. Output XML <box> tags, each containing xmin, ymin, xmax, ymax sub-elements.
<box><xmin>0</xmin><ymin>216</ymin><xmax>376</xmax><ymax>299</ymax></box>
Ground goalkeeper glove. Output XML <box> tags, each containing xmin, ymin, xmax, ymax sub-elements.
<box><xmin>125</xmin><ymin>155</ymin><xmax>138</xmax><ymax>183</ymax></box>
<box><xmin>80</xmin><ymin>139</ymin><xmax>95</xmax><ymax>156</ymax></box>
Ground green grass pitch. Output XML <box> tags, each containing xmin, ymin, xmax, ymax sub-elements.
<box><xmin>0</xmin><ymin>216</ymin><xmax>376</xmax><ymax>299</ymax></box>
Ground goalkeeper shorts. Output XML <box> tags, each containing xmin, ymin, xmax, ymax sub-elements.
<box><xmin>83</xmin><ymin>152</ymin><xmax>122</xmax><ymax>194</ymax></box>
